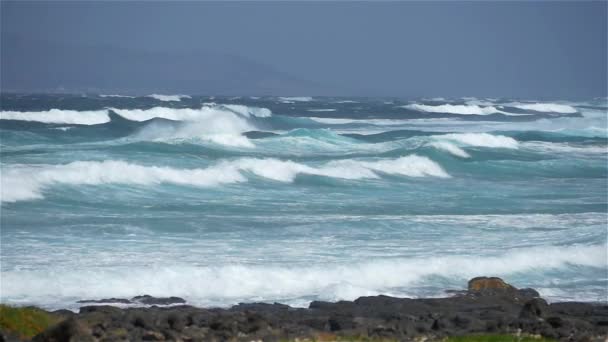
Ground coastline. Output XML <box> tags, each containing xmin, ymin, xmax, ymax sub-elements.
<box><xmin>2</xmin><ymin>277</ymin><xmax>606</xmax><ymax>341</ymax></box>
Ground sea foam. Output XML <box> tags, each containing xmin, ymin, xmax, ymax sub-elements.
<box><xmin>146</xmin><ymin>94</ymin><xmax>191</xmax><ymax>102</ymax></box>
<box><xmin>433</xmin><ymin>133</ymin><xmax>519</xmax><ymax>149</ymax></box>
<box><xmin>1</xmin><ymin>243</ymin><xmax>604</xmax><ymax>309</ymax></box>
<box><xmin>404</xmin><ymin>103</ymin><xmax>505</xmax><ymax>115</ymax></box>
<box><xmin>0</xmin><ymin>109</ymin><xmax>111</xmax><ymax>125</ymax></box>
<box><xmin>509</xmin><ymin>102</ymin><xmax>578</xmax><ymax>114</ymax></box>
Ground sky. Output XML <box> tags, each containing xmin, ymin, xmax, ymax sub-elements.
<box><xmin>1</xmin><ymin>1</ymin><xmax>607</xmax><ymax>99</ymax></box>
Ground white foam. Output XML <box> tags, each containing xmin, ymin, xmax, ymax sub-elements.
<box><xmin>1</xmin><ymin>243</ymin><xmax>603</xmax><ymax>309</ymax></box>
<box><xmin>51</xmin><ymin>127</ymin><xmax>74</xmax><ymax>132</ymax></box>
<box><xmin>308</xmin><ymin>117</ymin><xmax>411</xmax><ymax>126</ymax></box>
<box><xmin>0</xmin><ymin>109</ymin><xmax>110</xmax><ymax>125</ymax></box>
<box><xmin>509</xmin><ymin>102</ymin><xmax>578</xmax><ymax>114</ymax></box>
<box><xmin>126</xmin><ymin>108</ymin><xmax>256</xmax><ymax>148</ymax></box>
<box><xmin>427</xmin><ymin>141</ymin><xmax>471</xmax><ymax>158</ymax></box>
<box><xmin>111</xmin><ymin>105</ymin><xmax>272</xmax><ymax>147</ymax></box>
<box><xmin>523</xmin><ymin>141</ymin><xmax>608</xmax><ymax>154</ymax></box>
<box><xmin>400</xmin><ymin>103</ymin><xmax>530</xmax><ymax>116</ymax></box>
<box><xmin>307</xmin><ymin>109</ymin><xmax>336</xmax><ymax>112</ymax></box>
<box><xmin>433</xmin><ymin>133</ymin><xmax>519</xmax><ymax>149</ymax></box>
<box><xmin>147</xmin><ymin>94</ymin><xmax>191</xmax><ymax>102</ymax></box>
<box><xmin>278</xmin><ymin>96</ymin><xmax>313</xmax><ymax>103</ymax></box>
<box><xmin>0</xmin><ymin>156</ymin><xmax>449</xmax><ymax>203</ymax></box>
<box><xmin>404</xmin><ymin>103</ymin><xmax>505</xmax><ymax>115</ymax></box>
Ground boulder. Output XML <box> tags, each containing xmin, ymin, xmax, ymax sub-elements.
<box><xmin>468</xmin><ymin>277</ymin><xmax>517</xmax><ymax>293</ymax></box>
<box><xmin>131</xmin><ymin>295</ymin><xmax>186</xmax><ymax>305</ymax></box>
<box><xmin>32</xmin><ymin>318</ymin><xmax>94</xmax><ymax>342</ymax></box>
<box><xmin>519</xmin><ymin>298</ymin><xmax>550</xmax><ymax>319</ymax></box>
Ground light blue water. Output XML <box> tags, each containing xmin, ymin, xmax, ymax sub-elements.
<box><xmin>1</xmin><ymin>94</ymin><xmax>606</xmax><ymax>310</ymax></box>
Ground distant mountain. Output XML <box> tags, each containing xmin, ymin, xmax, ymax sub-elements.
<box><xmin>1</xmin><ymin>35</ymin><xmax>335</xmax><ymax>95</ymax></box>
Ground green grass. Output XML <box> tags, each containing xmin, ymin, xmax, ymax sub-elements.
<box><xmin>446</xmin><ymin>334</ymin><xmax>555</xmax><ymax>342</ymax></box>
<box><xmin>0</xmin><ymin>304</ymin><xmax>62</xmax><ymax>339</ymax></box>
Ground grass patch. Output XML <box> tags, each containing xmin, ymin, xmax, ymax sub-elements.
<box><xmin>0</xmin><ymin>304</ymin><xmax>62</xmax><ymax>339</ymax></box>
<box><xmin>446</xmin><ymin>334</ymin><xmax>555</xmax><ymax>342</ymax></box>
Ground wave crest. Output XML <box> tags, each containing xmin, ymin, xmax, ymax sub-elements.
<box><xmin>146</xmin><ymin>94</ymin><xmax>191</xmax><ymax>102</ymax></box>
<box><xmin>404</xmin><ymin>103</ymin><xmax>504</xmax><ymax>115</ymax></box>
<box><xmin>433</xmin><ymin>133</ymin><xmax>519</xmax><ymax>149</ymax></box>
<box><xmin>1</xmin><ymin>156</ymin><xmax>449</xmax><ymax>203</ymax></box>
<box><xmin>0</xmin><ymin>109</ymin><xmax>110</xmax><ymax>125</ymax></box>
<box><xmin>1</xmin><ymin>243</ymin><xmax>603</xmax><ymax>308</ymax></box>
<box><xmin>509</xmin><ymin>103</ymin><xmax>578</xmax><ymax>114</ymax></box>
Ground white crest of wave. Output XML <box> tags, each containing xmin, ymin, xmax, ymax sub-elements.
<box><xmin>434</xmin><ymin>133</ymin><xmax>519</xmax><ymax>149</ymax></box>
<box><xmin>0</xmin><ymin>109</ymin><xmax>110</xmax><ymax>125</ymax></box>
<box><xmin>0</xmin><ymin>161</ymin><xmax>247</xmax><ymax>203</ymax></box>
<box><xmin>279</xmin><ymin>96</ymin><xmax>313</xmax><ymax>103</ymax></box>
<box><xmin>2</xmin><ymin>244</ymin><xmax>603</xmax><ymax>308</ymax></box>
<box><xmin>146</xmin><ymin>94</ymin><xmax>191</xmax><ymax>102</ymax></box>
<box><xmin>509</xmin><ymin>102</ymin><xmax>578</xmax><ymax>114</ymax></box>
<box><xmin>404</xmin><ymin>103</ymin><xmax>504</xmax><ymax>115</ymax></box>
<box><xmin>307</xmin><ymin>109</ymin><xmax>336</xmax><ymax>112</ymax></box>
<box><xmin>308</xmin><ymin>117</ymin><xmax>411</xmax><ymax>126</ymax></box>
<box><xmin>129</xmin><ymin>110</ymin><xmax>256</xmax><ymax>148</ymax></box>
<box><xmin>1</xmin><ymin>156</ymin><xmax>448</xmax><ymax>203</ymax></box>
<box><xmin>112</xmin><ymin>105</ymin><xmax>272</xmax><ymax>147</ymax></box>
<box><xmin>427</xmin><ymin>141</ymin><xmax>471</xmax><ymax>158</ymax></box>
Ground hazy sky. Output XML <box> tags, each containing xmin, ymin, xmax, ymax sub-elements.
<box><xmin>2</xmin><ymin>1</ymin><xmax>607</xmax><ymax>98</ymax></box>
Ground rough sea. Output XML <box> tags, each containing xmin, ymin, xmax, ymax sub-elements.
<box><xmin>1</xmin><ymin>94</ymin><xmax>606</xmax><ymax>310</ymax></box>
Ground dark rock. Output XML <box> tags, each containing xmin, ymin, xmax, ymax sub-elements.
<box><xmin>77</xmin><ymin>297</ymin><xmax>132</xmax><ymax>304</ymax></box>
<box><xmin>517</xmin><ymin>288</ymin><xmax>540</xmax><ymax>298</ymax></box>
<box><xmin>520</xmin><ymin>298</ymin><xmax>550</xmax><ymax>319</ymax></box>
<box><xmin>32</xmin><ymin>318</ymin><xmax>94</xmax><ymax>342</ymax></box>
<box><xmin>131</xmin><ymin>295</ymin><xmax>186</xmax><ymax>305</ymax></box>
<box><xmin>24</xmin><ymin>278</ymin><xmax>608</xmax><ymax>341</ymax></box>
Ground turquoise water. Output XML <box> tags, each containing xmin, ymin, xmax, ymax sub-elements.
<box><xmin>1</xmin><ymin>94</ymin><xmax>606</xmax><ymax>310</ymax></box>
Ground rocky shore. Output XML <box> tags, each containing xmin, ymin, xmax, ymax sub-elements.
<box><xmin>2</xmin><ymin>277</ymin><xmax>607</xmax><ymax>341</ymax></box>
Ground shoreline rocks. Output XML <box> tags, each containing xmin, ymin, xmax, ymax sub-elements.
<box><xmin>2</xmin><ymin>277</ymin><xmax>607</xmax><ymax>341</ymax></box>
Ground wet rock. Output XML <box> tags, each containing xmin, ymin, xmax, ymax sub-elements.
<box><xmin>26</xmin><ymin>277</ymin><xmax>608</xmax><ymax>341</ymax></box>
<box><xmin>520</xmin><ymin>298</ymin><xmax>550</xmax><ymax>319</ymax></box>
<box><xmin>131</xmin><ymin>295</ymin><xmax>186</xmax><ymax>305</ymax></box>
<box><xmin>77</xmin><ymin>297</ymin><xmax>132</xmax><ymax>304</ymax></box>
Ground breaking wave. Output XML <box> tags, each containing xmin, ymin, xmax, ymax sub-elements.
<box><xmin>0</xmin><ymin>156</ymin><xmax>449</xmax><ymax>203</ymax></box>
<box><xmin>2</xmin><ymin>243</ymin><xmax>604</xmax><ymax>309</ymax></box>
<box><xmin>509</xmin><ymin>103</ymin><xmax>578</xmax><ymax>114</ymax></box>
<box><xmin>432</xmin><ymin>133</ymin><xmax>519</xmax><ymax>149</ymax></box>
<box><xmin>404</xmin><ymin>103</ymin><xmax>532</xmax><ymax>116</ymax></box>
<box><xmin>427</xmin><ymin>141</ymin><xmax>471</xmax><ymax>158</ymax></box>
<box><xmin>279</xmin><ymin>96</ymin><xmax>314</xmax><ymax>103</ymax></box>
<box><xmin>0</xmin><ymin>109</ymin><xmax>111</xmax><ymax>125</ymax></box>
<box><xmin>146</xmin><ymin>94</ymin><xmax>191</xmax><ymax>102</ymax></box>
<box><xmin>404</xmin><ymin>103</ymin><xmax>505</xmax><ymax>115</ymax></box>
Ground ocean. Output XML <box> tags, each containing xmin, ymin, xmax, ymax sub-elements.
<box><xmin>0</xmin><ymin>94</ymin><xmax>606</xmax><ymax>310</ymax></box>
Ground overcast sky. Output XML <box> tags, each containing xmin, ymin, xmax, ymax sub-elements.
<box><xmin>1</xmin><ymin>1</ymin><xmax>606</xmax><ymax>98</ymax></box>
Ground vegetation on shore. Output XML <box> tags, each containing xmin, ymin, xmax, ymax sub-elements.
<box><xmin>0</xmin><ymin>304</ymin><xmax>62</xmax><ymax>339</ymax></box>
